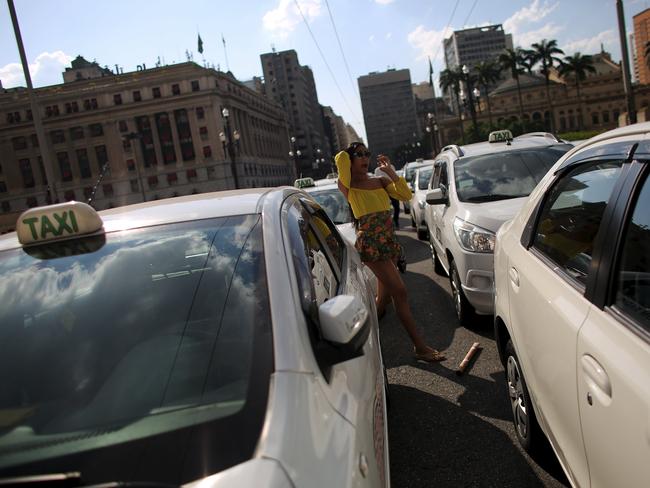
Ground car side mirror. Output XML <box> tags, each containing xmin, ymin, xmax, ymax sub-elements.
<box><xmin>426</xmin><ymin>188</ymin><xmax>448</xmax><ymax>206</ymax></box>
<box><xmin>318</xmin><ymin>295</ymin><xmax>370</xmax><ymax>364</ymax></box>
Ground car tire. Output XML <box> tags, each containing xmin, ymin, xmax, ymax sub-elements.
<box><xmin>448</xmin><ymin>259</ymin><xmax>476</xmax><ymax>327</ymax></box>
<box><xmin>429</xmin><ymin>241</ymin><xmax>446</xmax><ymax>276</ymax></box>
<box><xmin>505</xmin><ymin>339</ymin><xmax>543</xmax><ymax>454</ymax></box>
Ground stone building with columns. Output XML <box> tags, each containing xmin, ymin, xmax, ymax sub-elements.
<box><xmin>0</xmin><ymin>58</ymin><xmax>292</xmax><ymax>232</ymax></box>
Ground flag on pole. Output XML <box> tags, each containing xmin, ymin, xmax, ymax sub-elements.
<box><xmin>428</xmin><ymin>56</ymin><xmax>434</xmax><ymax>87</ymax></box>
<box><xmin>221</xmin><ymin>34</ymin><xmax>226</xmax><ymax>47</ymax></box>
<box><xmin>198</xmin><ymin>34</ymin><xmax>204</xmax><ymax>54</ymax></box>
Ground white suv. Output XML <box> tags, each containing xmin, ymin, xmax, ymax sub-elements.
<box><xmin>424</xmin><ymin>131</ymin><xmax>572</xmax><ymax>326</ymax></box>
<box><xmin>494</xmin><ymin>123</ymin><xmax>650</xmax><ymax>487</ymax></box>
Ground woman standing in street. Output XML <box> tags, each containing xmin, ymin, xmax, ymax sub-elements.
<box><xmin>336</xmin><ymin>142</ymin><xmax>445</xmax><ymax>362</ymax></box>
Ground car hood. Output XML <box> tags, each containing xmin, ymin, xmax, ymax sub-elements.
<box><xmin>456</xmin><ymin>196</ymin><xmax>528</xmax><ymax>234</ymax></box>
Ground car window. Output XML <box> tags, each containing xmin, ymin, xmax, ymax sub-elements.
<box><xmin>453</xmin><ymin>146</ymin><xmax>571</xmax><ymax>202</ymax></box>
<box><xmin>418</xmin><ymin>166</ymin><xmax>434</xmax><ymax>190</ymax></box>
<box><xmin>308</xmin><ymin>187</ymin><xmax>352</xmax><ymax>225</ymax></box>
<box><xmin>532</xmin><ymin>160</ymin><xmax>623</xmax><ymax>285</ymax></box>
<box><xmin>0</xmin><ymin>215</ymin><xmax>273</xmax><ymax>474</ymax></box>
<box><xmin>614</xmin><ymin>171</ymin><xmax>650</xmax><ymax>330</ymax></box>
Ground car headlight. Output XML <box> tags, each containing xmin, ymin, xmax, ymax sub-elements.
<box><xmin>453</xmin><ymin>217</ymin><xmax>495</xmax><ymax>253</ymax></box>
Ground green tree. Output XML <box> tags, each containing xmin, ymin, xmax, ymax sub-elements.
<box><xmin>474</xmin><ymin>59</ymin><xmax>502</xmax><ymax>129</ymax></box>
<box><xmin>499</xmin><ymin>48</ymin><xmax>527</xmax><ymax>129</ymax></box>
<box><xmin>530</xmin><ymin>39</ymin><xmax>565</xmax><ymax>132</ymax></box>
<box><xmin>439</xmin><ymin>67</ymin><xmax>465</xmax><ymax>143</ymax></box>
<box><xmin>558</xmin><ymin>52</ymin><xmax>596</xmax><ymax>130</ymax></box>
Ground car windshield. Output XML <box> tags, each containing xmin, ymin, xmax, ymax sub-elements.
<box><xmin>308</xmin><ymin>187</ymin><xmax>352</xmax><ymax>224</ymax></box>
<box><xmin>417</xmin><ymin>166</ymin><xmax>434</xmax><ymax>190</ymax></box>
<box><xmin>453</xmin><ymin>145</ymin><xmax>571</xmax><ymax>202</ymax></box>
<box><xmin>0</xmin><ymin>215</ymin><xmax>273</xmax><ymax>483</ymax></box>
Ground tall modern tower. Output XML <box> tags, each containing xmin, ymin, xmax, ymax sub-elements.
<box><xmin>260</xmin><ymin>49</ymin><xmax>330</xmax><ymax>178</ymax></box>
<box><xmin>358</xmin><ymin>69</ymin><xmax>419</xmax><ymax>165</ymax></box>
<box><xmin>443</xmin><ymin>24</ymin><xmax>513</xmax><ymax>70</ymax></box>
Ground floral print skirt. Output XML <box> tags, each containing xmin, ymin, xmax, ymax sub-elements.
<box><xmin>355</xmin><ymin>210</ymin><xmax>401</xmax><ymax>262</ymax></box>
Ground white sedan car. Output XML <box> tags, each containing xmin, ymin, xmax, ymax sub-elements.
<box><xmin>408</xmin><ymin>163</ymin><xmax>434</xmax><ymax>240</ymax></box>
<box><xmin>494</xmin><ymin>123</ymin><xmax>650</xmax><ymax>487</ymax></box>
<box><xmin>0</xmin><ymin>188</ymin><xmax>389</xmax><ymax>487</ymax></box>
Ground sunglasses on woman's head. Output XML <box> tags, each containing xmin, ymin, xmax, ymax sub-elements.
<box><xmin>353</xmin><ymin>150</ymin><xmax>371</xmax><ymax>158</ymax></box>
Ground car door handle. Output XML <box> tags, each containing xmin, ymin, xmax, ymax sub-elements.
<box><xmin>581</xmin><ymin>354</ymin><xmax>612</xmax><ymax>399</ymax></box>
<box><xmin>508</xmin><ymin>267</ymin><xmax>519</xmax><ymax>287</ymax></box>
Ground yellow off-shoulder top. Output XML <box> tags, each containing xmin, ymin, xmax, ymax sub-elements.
<box><xmin>335</xmin><ymin>151</ymin><xmax>412</xmax><ymax>219</ymax></box>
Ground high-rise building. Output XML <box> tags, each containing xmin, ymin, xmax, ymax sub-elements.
<box><xmin>260</xmin><ymin>49</ymin><xmax>330</xmax><ymax>178</ymax></box>
<box><xmin>633</xmin><ymin>8</ymin><xmax>650</xmax><ymax>85</ymax></box>
<box><xmin>358</xmin><ymin>69</ymin><xmax>419</xmax><ymax>165</ymax></box>
<box><xmin>443</xmin><ymin>24</ymin><xmax>513</xmax><ymax>70</ymax></box>
<box><xmin>0</xmin><ymin>58</ymin><xmax>291</xmax><ymax>232</ymax></box>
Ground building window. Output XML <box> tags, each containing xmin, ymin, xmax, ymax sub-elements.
<box><xmin>118</xmin><ymin>120</ymin><xmax>128</xmax><ymax>132</ymax></box>
<box><xmin>136</xmin><ymin>116</ymin><xmax>158</xmax><ymax>167</ymax></box>
<box><xmin>147</xmin><ymin>175</ymin><xmax>159</xmax><ymax>188</ymax></box>
<box><xmin>207</xmin><ymin>166</ymin><xmax>216</xmax><ymax>179</ymax></box>
<box><xmin>133</xmin><ymin>90</ymin><xmax>142</xmax><ymax>102</ymax></box>
<box><xmin>76</xmin><ymin>149</ymin><xmax>92</xmax><ymax>179</ymax></box>
<box><xmin>26</xmin><ymin>196</ymin><xmax>38</xmax><ymax>208</ymax></box>
<box><xmin>152</xmin><ymin>87</ymin><xmax>161</xmax><ymax>98</ymax></box>
<box><xmin>0</xmin><ymin>181</ymin><xmax>6</xmax><ymax>193</ymax></box>
<box><xmin>89</xmin><ymin>123</ymin><xmax>104</xmax><ymax>137</ymax></box>
<box><xmin>1</xmin><ymin>201</ymin><xmax>10</xmax><ymax>212</ymax></box>
<box><xmin>95</xmin><ymin>145</ymin><xmax>108</xmax><ymax>170</ymax></box>
<box><xmin>123</xmin><ymin>138</ymin><xmax>132</xmax><ymax>151</ymax></box>
<box><xmin>130</xmin><ymin>179</ymin><xmax>139</xmax><ymax>193</ymax></box>
<box><xmin>57</xmin><ymin>152</ymin><xmax>72</xmax><ymax>182</ymax></box>
<box><xmin>12</xmin><ymin>136</ymin><xmax>27</xmax><ymax>150</ymax></box>
<box><xmin>127</xmin><ymin>159</ymin><xmax>135</xmax><ymax>171</ymax></box>
<box><xmin>186</xmin><ymin>168</ymin><xmax>197</xmax><ymax>180</ymax></box>
<box><xmin>63</xmin><ymin>190</ymin><xmax>75</xmax><ymax>202</ymax></box>
<box><xmin>196</xmin><ymin>107</ymin><xmax>204</xmax><ymax>119</ymax></box>
<box><xmin>70</xmin><ymin>101</ymin><xmax>79</xmax><ymax>113</ymax></box>
<box><xmin>83</xmin><ymin>186</ymin><xmax>93</xmax><ymax>200</ymax></box>
<box><xmin>174</xmin><ymin>109</ymin><xmax>195</xmax><ymax>161</ymax></box>
<box><xmin>26</xmin><ymin>109</ymin><xmax>32</xmax><ymax>120</ymax></box>
<box><xmin>155</xmin><ymin>112</ymin><xmax>177</xmax><ymax>165</ymax></box>
<box><xmin>102</xmin><ymin>183</ymin><xmax>114</xmax><ymax>197</ymax></box>
<box><xmin>166</xmin><ymin>172</ymin><xmax>178</xmax><ymax>184</ymax></box>
<box><xmin>70</xmin><ymin>126</ymin><xmax>85</xmax><ymax>140</ymax></box>
<box><xmin>199</xmin><ymin>126</ymin><xmax>208</xmax><ymax>140</ymax></box>
<box><xmin>191</xmin><ymin>80</ymin><xmax>200</xmax><ymax>92</ymax></box>
<box><xmin>602</xmin><ymin>111</ymin><xmax>610</xmax><ymax>123</ymax></box>
<box><xmin>592</xmin><ymin>113</ymin><xmax>600</xmax><ymax>125</ymax></box>
<box><xmin>113</xmin><ymin>94</ymin><xmax>123</xmax><ymax>105</ymax></box>
<box><xmin>51</xmin><ymin>130</ymin><xmax>66</xmax><ymax>144</ymax></box>
<box><xmin>172</xmin><ymin>84</ymin><xmax>181</xmax><ymax>95</ymax></box>
<box><xmin>203</xmin><ymin>145</ymin><xmax>212</xmax><ymax>157</ymax></box>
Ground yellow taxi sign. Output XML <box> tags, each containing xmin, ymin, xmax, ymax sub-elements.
<box><xmin>17</xmin><ymin>201</ymin><xmax>103</xmax><ymax>245</ymax></box>
<box><xmin>488</xmin><ymin>130</ymin><xmax>513</xmax><ymax>143</ymax></box>
<box><xmin>294</xmin><ymin>177</ymin><xmax>315</xmax><ymax>189</ymax></box>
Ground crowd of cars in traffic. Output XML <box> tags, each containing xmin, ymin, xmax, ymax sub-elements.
<box><xmin>0</xmin><ymin>124</ymin><xmax>648</xmax><ymax>487</ymax></box>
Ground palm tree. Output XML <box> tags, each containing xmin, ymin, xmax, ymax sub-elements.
<box><xmin>519</xmin><ymin>48</ymin><xmax>536</xmax><ymax>75</ymax></box>
<box><xmin>558</xmin><ymin>52</ymin><xmax>596</xmax><ymax>130</ymax></box>
<box><xmin>530</xmin><ymin>39</ymin><xmax>565</xmax><ymax>132</ymax></box>
<box><xmin>440</xmin><ymin>67</ymin><xmax>464</xmax><ymax>143</ymax></box>
<box><xmin>474</xmin><ymin>60</ymin><xmax>502</xmax><ymax>129</ymax></box>
<box><xmin>499</xmin><ymin>48</ymin><xmax>526</xmax><ymax>128</ymax></box>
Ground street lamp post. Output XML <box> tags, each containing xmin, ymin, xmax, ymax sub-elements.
<box><xmin>288</xmin><ymin>136</ymin><xmax>302</xmax><ymax>179</ymax></box>
<box><xmin>462</xmin><ymin>65</ymin><xmax>479</xmax><ymax>141</ymax></box>
<box><xmin>473</xmin><ymin>87</ymin><xmax>481</xmax><ymax>114</ymax></box>
<box><xmin>220</xmin><ymin>107</ymin><xmax>240</xmax><ymax>189</ymax></box>
<box><xmin>426</xmin><ymin>112</ymin><xmax>439</xmax><ymax>156</ymax></box>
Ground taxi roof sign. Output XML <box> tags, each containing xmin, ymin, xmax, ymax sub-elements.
<box><xmin>488</xmin><ymin>129</ymin><xmax>513</xmax><ymax>143</ymax></box>
<box><xmin>17</xmin><ymin>201</ymin><xmax>103</xmax><ymax>246</ymax></box>
<box><xmin>294</xmin><ymin>177</ymin><xmax>315</xmax><ymax>189</ymax></box>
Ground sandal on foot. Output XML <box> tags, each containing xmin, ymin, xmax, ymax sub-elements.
<box><xmin>414</xmin><ymin>348</ymin><xmax>446</xmax><ymax>362</ymax></box>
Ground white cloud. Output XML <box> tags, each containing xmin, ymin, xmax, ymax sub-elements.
<box><xmin>503</xmin><ymin>0</ymin><xmax>562</xmax><ymax>48</ymax></box>
<box><xmin>375</xmin><ymin>0</ymin><xmax>395</xmax><ymax>4</ymax></box>
<box><xmin>369</xmin><ymin>34</ymin><xmax>375</xmax><ymax>42</ymax></box>
<box><xmin>263</xmin><ymin>0</ymin><xmax>322</xmax><ymax>38</ymax></box>
<box><xmin>562</xmin><ymin>29</ymin><xmax>617</xmax><ymax>56</ymax></box>
<box><xmin>0</xmin><ymin>51</ymin><xmax>72</xmax><ymax>88</ymax></box>
<box><xmin>513</xmin><ymin>23</ymin><xmax>563</xmax><ymax>48</ymax></box>
<box><xmin>407</xmin><ymin>24</ymin><xmax>454</xmax><ymax>62</ymax></box>
<box><xmin>385</xmin><ymin>32</ymin><xmax>392</xmax><ymax>40</ymax></box>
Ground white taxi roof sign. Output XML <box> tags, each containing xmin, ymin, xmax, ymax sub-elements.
<box><xmin>17</xmin><ymin>201</ymin><xmax>104</xmax><ymax>246</ymax></box>
<box><xmin>488</xmin><ymin>130</ymin><xmax>513</xmax><ymax>143</ymax></box>
<box><xmin>294</xmin><ymin>177</ymin><xmax>315</xmax><ymax>189</ymax></box>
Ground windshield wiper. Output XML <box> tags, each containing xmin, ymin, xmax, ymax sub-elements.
<box><xmin>464</xmin><ymin>194</ymin><xmax>524</xmax><ymax>203</ymax></box>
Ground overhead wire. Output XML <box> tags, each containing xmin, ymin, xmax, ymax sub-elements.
<box><xmin>292</xmin><ymin>0</ymin><xmax>363</xmax><ymax>128</ymax></box>
<box><xmin>462</xmin><ymin>0</ymin><xmax>479</xmax><ymax>27</ymax></box>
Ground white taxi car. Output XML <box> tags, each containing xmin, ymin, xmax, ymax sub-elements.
<box><xmin>494</xmin><ymin>123</ymin><xmax>650</xmax><ymax>487</ymax></box>
<box><xmin>0</xmin><ymin>188</ymin><xmax>389</xmax><ymax>487</ymax></box>
<box><xmin>424</xmin><ymin>130</ymin><xmax>572</xmax><ymax>326</ymax></box>
<box><xmin>408</xmin><ymin>163</ymin><xmax>434</xmax><ymax>240</ymax></box>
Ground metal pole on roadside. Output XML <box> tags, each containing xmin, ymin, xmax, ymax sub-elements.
<box><xmin>7</xmin><ymin>0</ymin><xmax>59</xmax><ymax>204</ymax></box>
<box><xmin>617</xmin><ymin>0</ymin><xmax>637</xmax><ymax>124</ymax></box>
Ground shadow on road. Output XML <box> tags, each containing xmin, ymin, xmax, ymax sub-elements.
<box><xmin>387</xmin><ymin>384</ymin><xmax>569</xmax><ymax>487</ymax></box>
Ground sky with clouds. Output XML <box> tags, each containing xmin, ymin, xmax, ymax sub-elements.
<box><xmin>1</xmin><ymin>0</ymin><xmax>646</xmax><ymax>143</ymax></box>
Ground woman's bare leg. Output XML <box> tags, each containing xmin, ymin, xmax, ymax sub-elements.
<box><xmin>365</xmin><ymin>259</ymin><xmax>444</xmax><ymax>357</ymax></box>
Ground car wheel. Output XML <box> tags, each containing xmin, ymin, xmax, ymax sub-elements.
<box><xmin>505</xmin><ymin>339</ymin><xmax>543</xmax><ymax>454</ymax></box>
<box><xmin>429</xmin><ymin>241</ymin><xmax>446</xmax><ymax>276</ymax></box>
<box><xmin>448</xmin><ymin>260</ymin><xmax>475</xmax><ymax>327</ymax></box>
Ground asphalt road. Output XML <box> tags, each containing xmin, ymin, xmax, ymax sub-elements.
<box><xmin>380</xmin><ymin>215</ymin><xmax>571</xmax><ymax>488</ymax></box>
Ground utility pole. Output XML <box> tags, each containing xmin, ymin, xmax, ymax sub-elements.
<box><xmin>617</xmin><ymin>0</ymin><xmax>637</xmax><ymax>124</ymax></box>
<box><xmin>8</xmin><ymin>0</ymin><xmax>59</xmax><ymax>203</ymax></box>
